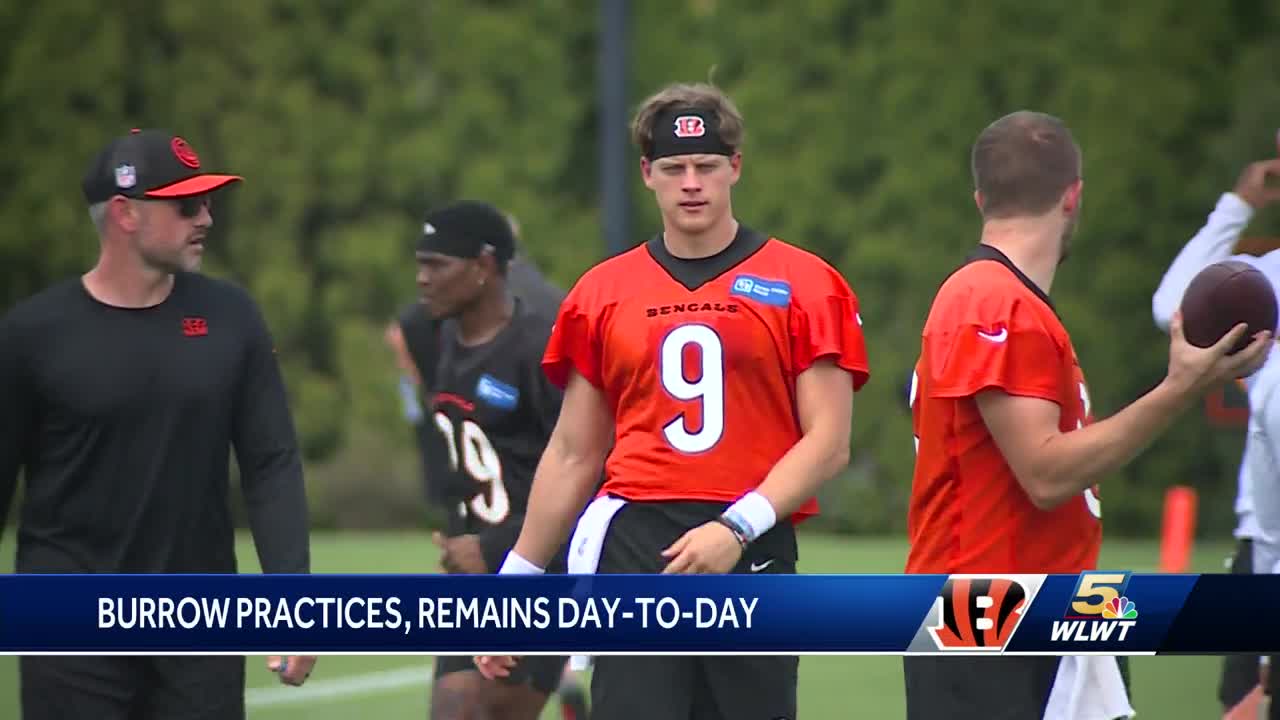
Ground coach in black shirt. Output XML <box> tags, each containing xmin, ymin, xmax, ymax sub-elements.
<box><xmin>0</xmin><ymin>128</ymin><xmax>315</xmax><ymax>719</ymax></box>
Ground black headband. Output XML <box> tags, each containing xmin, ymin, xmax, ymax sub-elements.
<box><xmin>646</xmin><ymin>106</ymin><xmax>735</xmax><ymax>160</ymax></box>
<box><xmin>417</xmin><ymin>228</ymin><xmax>493</xmax><ymax>259</ymax></box>
<box><xmin>416</xmin><ymin>201</ymin><xmax>515</xmax><ymax>262</ymax></box>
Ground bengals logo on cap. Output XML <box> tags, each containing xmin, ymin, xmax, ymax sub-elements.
<box><xmin>171</xmin><ymin>137</ymin><xmax>201</xmax><ymax>169</ymax></box>
<box><xmin>673</xmin><ymin>115</ymin><xmax>706</xmax><ymax>138</ymax></box>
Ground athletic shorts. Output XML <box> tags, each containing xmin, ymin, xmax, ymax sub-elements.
<box><xmin>1218</xmin><ymin>538</ymin><xmax>1280</xmax><ymax>717</ymax></box>
<box><xmin>903</xmin><ymin>655</ymin><xmax>1060</xmax><ymax>719</ymax></box>
<box><xmin>434</xmin><ymin>654</ymin><xmax>567</xmax><ymax>695</ymax></box>
<box><xmin>587</xmin><ymin>500</ymin><xmax>799</xmax><ymax>720</ymax></box>
<box><xmin>20</xmin><ymin>655</ymin><xmax>245</xmax><ymax>720</ymax></box>
<box><xmin>903</xmin><ymin>654</ymin><xmax>1131</xmax><ymax>720</ymax></box>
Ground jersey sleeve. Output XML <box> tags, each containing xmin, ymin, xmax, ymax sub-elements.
<box><xmin>788</xmin><ymin>264</ymin><xmax>871</xmax><ymax>390</ymax></box>
<box><xmin>0</xmin><ymin>314</ymin><xmax>30</xmax><ymax>537</ymax></box>
<box><xmin>541</xmin><ymin>282</ymin><xmax>604</xmax><ymax>389</ymax></box>
<box><xmin>926</xmin><ymin>285</ymin><xmax>1062</xmax><ymax>402</ymax></box>
<box><xmin>231</xmin><ymin>295</ymin><xmax>311</xmax><ymax>574</ymax></box>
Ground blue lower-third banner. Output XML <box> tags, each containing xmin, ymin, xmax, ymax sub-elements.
<box><xmin>0</xmin><ymin>573</ymin><xmax>1276</xmax><ymax>654</ymax></box>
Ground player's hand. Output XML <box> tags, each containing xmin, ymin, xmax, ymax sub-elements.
<box><xmin>267</xmin><ymin>655</ymin><xmax>317</xmax><ymax>686</ymax></box>
<box><xmin>1165</xmin><ymin>311</ymin><xmax>1272</xmax><ymax>393</ymax></box>
<box><xmin>432</xmin><ymin>531</ymin><xmax>488</xmax><ymax>574</ymax></box>
<box><xmin>1233</xmin><ymin>157</ymin><xmax>1280</xmax><ymax>209</ymax></box>
<box><xmin>474</xmin><ymin>654</ymin><xmax>519</xmax><ymax>680</ymax></box>
<box><xmin>661</xmin><ymin>521</ymin><xmax>744</xmax><ymax>574</ymax></box>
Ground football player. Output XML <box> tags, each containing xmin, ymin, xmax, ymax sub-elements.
<box><xmin>410</xmin><ymin>200</ymin><xmax>583</xmax><ymax>720</ymax></box>
<box><xmin>904</xmin><ymin>111</ymin><xmax>1270</xmax><ymax>719</ymax></box>
<box><xmin>478</xmin><ymin>81</ymin><xmax>871</xmax><ymax>719</ymax></box>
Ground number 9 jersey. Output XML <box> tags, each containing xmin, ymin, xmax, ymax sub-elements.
<box><xmin>542</xmin><ymin>227</ymin><xmax>870</xmax><ymax>523</ymax></box>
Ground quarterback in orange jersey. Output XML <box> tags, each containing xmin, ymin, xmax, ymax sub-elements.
<box><xmin>907</xmin><ymin>253</ymin><xmax>1102</xmax><ymax>575</ymax></box>
<box><xmin>476</xmin><ymin>82</ymin><xmax>869</xmax><ymax>720</ymax></box>
<box><xmin>540</xmin><ymin>230</ymin><xmax>865</xmax><ymax>519</ymax></box>
<box><xmin>901</xmin><ymin>111</ymin><xmax>1272</xmax><ymax>720</ymax></box>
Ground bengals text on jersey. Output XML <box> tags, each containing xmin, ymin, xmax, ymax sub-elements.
<box><xmin>541</xmin><ymin>226</ymin><xmax>870</xmax><ymax>523</ymax></box>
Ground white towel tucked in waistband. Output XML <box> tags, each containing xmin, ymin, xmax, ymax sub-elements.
<box><xmin>1043</xmin><ymin>655</ymin><xmax>1134</xmax><ymax>720</ymax></box>
<box><xmin>566</xmin><ymin>495</ymin><xmax>629</xmax><ymax>671</ymax></box>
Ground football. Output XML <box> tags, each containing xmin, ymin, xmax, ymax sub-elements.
<box><xmin>1179</xmin><ymin>260</ymin><xmax>1278</xmax><ymax>354</ymax></box>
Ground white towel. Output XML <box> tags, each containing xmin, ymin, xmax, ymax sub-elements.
<box><xmin>1043</xmin><ymin>656</ymin><xmax>1135</xmax><ymax>720</ymax></box>
<box><xmin>566</xmin><ymin>495</ymin><xmax>628</xmax><ymax>671</ymax></box>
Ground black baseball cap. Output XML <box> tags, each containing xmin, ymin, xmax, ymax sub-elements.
<box><xmin>81</xmin><ymin>128</ymin><xmax>242</xmax><ymax>204</ymax></box>
<box><xmin>417</xmin><ymin>200</ymin><xmax>516</xmax><ymax>264</ymax></box>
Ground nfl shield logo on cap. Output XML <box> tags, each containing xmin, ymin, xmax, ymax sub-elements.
<box><xmin>114</xmin><ymin>164</ymin><xmax>137</xmax><ymax>189</ymax></box>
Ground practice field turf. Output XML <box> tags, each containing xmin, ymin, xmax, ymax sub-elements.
<box><xmin>0</xmin><ymin>531</ymin><xmax>1236</xmax><ymax>718</ymax></box>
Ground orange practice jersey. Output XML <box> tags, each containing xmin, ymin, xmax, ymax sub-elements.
<box><xmin>905</xmin><ymin>249</ymin><xmax>1101</xmax><ymax>574</ymax></box>
<box><xmin>542</xmin><ymin>229</ymin><xmax>870</xmax><ymax>521</ymax></box>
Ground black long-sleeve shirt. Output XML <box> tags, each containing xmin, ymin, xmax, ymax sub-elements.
<box><xmin>0</xmin><ymin>273</ymin><xmax>309</xmax><ymax>574</ymax></box>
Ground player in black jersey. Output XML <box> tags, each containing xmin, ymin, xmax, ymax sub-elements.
<box><xmin>0</xmin><ymin>129</ymin><xmax>314</xmax><ymax>720</ymax></box>
<box><xmin>386</xmin><ymin>216</ymin><xmax>565</xmax><ymax>512</ymax></box>
<box><xmin>411</xmin><ymin>201</ymin><xmax>585</xmax><ymax>720</ymax></box>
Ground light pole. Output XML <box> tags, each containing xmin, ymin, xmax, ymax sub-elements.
<box><xmin>599</xmin><ymin>0</ymin><xmax>630</xmax><ymax>257</ymax></box>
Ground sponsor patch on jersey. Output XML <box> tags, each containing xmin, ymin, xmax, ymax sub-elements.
<box><xmin>730</xmin><ymin>274</ymin><xmax>792</xmax><ymax>307</ymax></box>
<box><xmin>476</xmin><ymin>374</ymin><xmax>519</xmax><ymax>411</ymax></box>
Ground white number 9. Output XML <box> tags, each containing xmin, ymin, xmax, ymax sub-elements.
<box><xmin>433</xmin><ymin>413</ymin><xmax>510</xmax><ymax>524</ymax></box>
<box><xmin>660</xmin><ymin>324</ymin><xmax>725</xmax><ymax>453</ymax></box>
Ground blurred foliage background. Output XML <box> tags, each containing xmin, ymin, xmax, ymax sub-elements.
<box><xmin>3</xmin><ymin>0</ymin><xmax>1278</xmax><ymax>537</ymax></box>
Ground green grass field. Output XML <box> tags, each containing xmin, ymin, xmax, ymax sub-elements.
<box><xmin>0</xmin><ymin>531</ymin><xmax>1236</xmax><ymax>718</ymax></box>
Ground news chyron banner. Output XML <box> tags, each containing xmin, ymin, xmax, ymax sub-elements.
<box><xmin>0</xmin><ymin>573</ymin><xmax>1274</xmax><ymax>654</ymax></box>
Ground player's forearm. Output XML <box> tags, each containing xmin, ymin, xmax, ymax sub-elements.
<box><xmin>511</xmin><ymin>444</ymin><xmax>603</xmax><ymax>569</ymax></box>
<box><xmin>755</xmin><ymin>426</ymin><xmax>850</xmax><ymax>519</ymax></box>
<box><xmin>478</xmin><ymin>514</ymin><xmax>524</xmax><ymax>574</ymax></box>
<box><xmin>749</xmin><ymin>361</ymin><xmax>854</xmax><ymax>522</ymax></box>
<box><xmin>1152</xmin><ymin>192</ymin><xmax>1254</xmax><ymax>329</ymax></box>
<box><xmin>1024</xmin><ymin>379</ymin><xmax>1193</xmax><ymax>509</ymax></box>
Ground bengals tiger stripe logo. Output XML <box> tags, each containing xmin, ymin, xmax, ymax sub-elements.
<box><xmin>927</xmin><ymin>577</ymin><xmax>1028</xmax><ymax>650</ymax></box>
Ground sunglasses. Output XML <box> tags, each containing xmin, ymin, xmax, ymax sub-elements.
<box><xmin>171</xmin><ymin>195</ymin><xmax>212</xmax><ymax>218</ymax></box>
<box><xmin>133</xmin><ymin>195</ymin><xmax>212</xmax><ymax>218</ymax></box>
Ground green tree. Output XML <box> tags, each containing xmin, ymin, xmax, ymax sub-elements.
<box><xmin>4</xmin><ymin>0</ymin><xmax>1275</xmax><ymax>533</ymax></box>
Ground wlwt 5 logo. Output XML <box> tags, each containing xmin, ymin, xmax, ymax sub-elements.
<box><xmin>1052</xmin><ymin>572</ymin><xmax>1138</xmax><ymax>643</ymax></box>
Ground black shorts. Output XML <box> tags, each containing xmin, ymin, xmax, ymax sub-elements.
<box><xmin>588</xmin><ymin>501</ymin><xmax>799</xmax><ymax>720</ymax></box>
<box><xmin>20</xmin><ymin>655</ymin><xmax>245</xmax><ymax>720</ymax></box>
<box><xmin>904</xmin><ymin>655</ymin><xmax>1059</xmax><ymax>720</ymax></box>
<box><xmin>1218</xmin><ymin>538</ymin><xmax>1280</xmax><ymax>716</ymax></box>
<box><xmin>903</xmin><ymin>655</ymin><xmax>1132</xmax><ymax>720</ymax></box>
<box><xmin>434</xmin><ymin>654</ymin><xmax>567</xmax><ymax>695</ymax></box>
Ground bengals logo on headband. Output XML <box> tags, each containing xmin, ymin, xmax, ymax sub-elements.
<box><xmin>673</xmin><ymin>115</ymin><xmax>706</xmax><ymax>138</ymax></box>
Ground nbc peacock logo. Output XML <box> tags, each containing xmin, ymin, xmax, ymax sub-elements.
<box><xmin>1101</xmin><ymin>596</ymin><xmax>1138</xmax><ymax>620</ymax></box>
